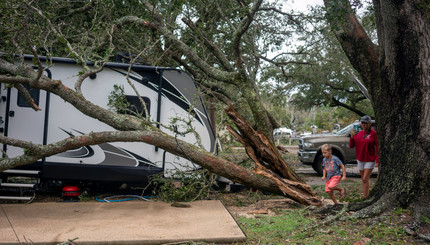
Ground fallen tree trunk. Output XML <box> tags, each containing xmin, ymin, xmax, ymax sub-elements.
<box><xmin>225</xmin><ymin>103</ymin><xmax>321</xmax><ymax>206</ymax></box>
<box><xmin>0</xmin><ymin>58</ymin><xmax>321</xmax><ymax>206</ymax></box>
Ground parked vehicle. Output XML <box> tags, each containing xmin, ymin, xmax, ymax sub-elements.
<box><xmin>300</xmin><ymin>131</ymin><xmax>312</xmax><ymax>137</ymax></box>
<box><xmin>273</xmin><ymin>127</ymin><xmax>293</xmax><ymax>138</ymax></box>
<box><xmin>297</xmin><ymin>120</ymin><xmax>376</xmax><ymax>175</ymax></box>
<box><xmin>0</xmin><ymin>55</ymin><xmax>216</xmax><ymax>184</ymax></box>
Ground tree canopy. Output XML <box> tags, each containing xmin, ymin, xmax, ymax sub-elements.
<box><xmin>0</xmin><ymin>0</ymin><xmax>326</xmax><ymax>205</ymax></box>
<box><xmin>258</xmin><ymin>3</ymin><xmax>375</xmax><ymax>117</ymax></box>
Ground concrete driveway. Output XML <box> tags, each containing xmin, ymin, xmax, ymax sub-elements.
<box><xmin>0</xmin><ymin>200</ymin><xmax>246</xmax><ymax>244</ymax></box>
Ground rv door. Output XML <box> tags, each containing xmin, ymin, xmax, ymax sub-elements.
<box><xmin>0</xmin><ymin>80</ymin><xmax>48</xmax><ymax>159</ymax></box>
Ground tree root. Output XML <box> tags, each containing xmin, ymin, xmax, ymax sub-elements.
<box><xmin>418</xmin><ymin>232</ymin><xmax>430</xmax><ymax>243</ymax></box>
<box><xmin>304</xmin><ymin>193</ymin><xmax>397</xmax><ymax>234</ymax></box>
<box><xmin>302</xmin><ymin>192</ymin><xmax>430</xmax><ymax>243</ymax></box>
<box><xmin>305</xmin><ymin>203</ymin><xmax>349</xmax><ymax>230</ymax></box>
<box><xmin>345</xmin><ymin>196</ymin><xmax>377</xmax><ymax>212</ymax></box>
<box><xmin>320</xmin><ymin>204</ymin><xmax>349</xmax><ymax>226</ymax></box>
<box><xmin>345</xmin><ymin>194</ymin><xmax>396</xmax><ymax>220</ymax></box>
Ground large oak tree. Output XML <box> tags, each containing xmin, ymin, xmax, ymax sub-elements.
<box><xmin>323</xmin><ymin>0</ymin><xmax>430</xmax><ymax>228</ymax></box>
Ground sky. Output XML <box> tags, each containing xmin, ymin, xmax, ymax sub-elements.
<box><xmin>284</xmin><ymin>0</ymin><xmax>324</xmax><ymax>12</ymax></box>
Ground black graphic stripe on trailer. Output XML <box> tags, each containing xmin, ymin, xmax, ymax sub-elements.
<box><xmin>55</xmin><ymin>128</ymin><xmax>158</xmax><ymax>168</ymax></box>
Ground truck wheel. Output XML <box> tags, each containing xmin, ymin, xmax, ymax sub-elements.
<box><xmin>313</xmin><ymin>155</ymin><xmax>324</xmax><ymax>176</ymax></box>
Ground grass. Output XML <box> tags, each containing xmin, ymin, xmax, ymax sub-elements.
<box><xmin>179</xmin><ymin>148</ymin><xmax>424</xmax><ymax>244</ymax></box>
<box><xmin>421</xmin><ymin>215</ymin><xmax>430</xmax><ymax>225</ymax></box>
<box><xmin>147</xmin><ymin>147</ymin><xmax>423</xmax><ymax>244</ymax></box>
<box><xmin>237</xmin><ymin>209</ymin><xmax>314</xmax><ymax>243</ymax></box>
<box><xmin>212</xmin><ymin>148</ymin><xmax>418</xmax><ymax>244</ymax></box>
<box><xmin>233</xmin><ymin>203</ymin><xmax>415</xmax><ymax>245</ymax></box>
<box><xmin>215</xmin><ymin>171</ymin><xmax>419</xmax><ymax>245</ymax></box>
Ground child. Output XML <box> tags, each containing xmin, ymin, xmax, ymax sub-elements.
<box><xmin>321</xmin><ymin>144</ymin><xmax>347</xmax><ymax>205</ymax></box>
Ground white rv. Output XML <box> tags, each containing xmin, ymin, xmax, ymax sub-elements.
<box><xmin>0</xmin><ymin>55</ymin><xmax>215</xmax><ymax>183</ymax></box>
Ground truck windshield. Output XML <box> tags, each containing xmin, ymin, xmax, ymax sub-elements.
<box><xmin>335</xmin><ymin>123</ymin><xmax>354</xmax><ymax>135</ymax></box>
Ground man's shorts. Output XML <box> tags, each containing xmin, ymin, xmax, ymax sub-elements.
<box><xmin>357</xmin><ymin>161</ymin><xmax>376</xmax><ymax>170</ymax></box>
<box><xmin>325</xmin><ymin>175</ymin><xmax>341</xmax><ymax>192</ymax></box>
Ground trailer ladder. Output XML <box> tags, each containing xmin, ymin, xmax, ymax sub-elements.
<box><xmin>0</xmin><ymin>169</ymin><xmax>39</xmax><ymax>202</ymax></box>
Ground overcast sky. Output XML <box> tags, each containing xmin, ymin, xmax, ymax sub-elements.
<box><xmin>283</xmin><ymin>0</ymin><xmax>324</xmax><ymax>12</ymax></box>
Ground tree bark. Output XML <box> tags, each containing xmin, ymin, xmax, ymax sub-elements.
<box><xmin>0</xmin><ymin>120</ymin><xmax>321</xmax><ymax>205</ymax></box>
<box><xmin>324</xmin><ymin>0</ymin><xmax>430</xmax><ymax>223</ymax></box>
<box><xmin>225</xmin><ymin>104</ymin><xmax>301</xmax><ymax>182</ymax></box>
<box><xmin>371</xmin><ymin>0</ymin><xmax>430</xmax><ymax>222</ymax></box>
<box><xmin>225</xmin><ymin>103</ymin><xmax>320</xmax><ymax>205</ymax></box>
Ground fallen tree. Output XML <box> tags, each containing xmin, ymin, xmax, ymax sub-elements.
<box><xmin>0</xmin><ymin>1</ymin><xmax>323</xmax><ymax>205</ymax></box>
<box><xmin>0</xmin><ymin>56</ymin><xmax>320</xmax><ymax>205</ymax></box>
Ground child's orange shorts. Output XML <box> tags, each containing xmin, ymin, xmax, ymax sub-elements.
<box><xmin>325</xmin><ymin>175</ymin><xmax>341</xmax><ymax>192</ymax></box>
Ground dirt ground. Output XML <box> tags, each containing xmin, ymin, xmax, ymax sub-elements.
<box><xmin>221</xmin><ymin>169</ymin><xmax>377</xmax><ymax>218</ymax></box>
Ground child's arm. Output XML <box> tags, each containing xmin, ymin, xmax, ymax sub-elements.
<box><xmin>322</xmin><ymin>168</ymin><xmax>326</xmax><ymax>181</ymax></box>
<box><xmin>340</xmin><ymin>164</ymin><xmax>346</xmax><ymax>181</ymax></box>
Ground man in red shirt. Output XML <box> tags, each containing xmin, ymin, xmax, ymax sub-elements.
<box><xmin>349</xmin><ymin>115</ymin><xmax>379</xmax><ymax>198</ymax></box>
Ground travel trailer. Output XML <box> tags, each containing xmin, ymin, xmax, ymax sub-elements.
<box><xmin>0</xmin><ymin>56</ymin><xmax>216</xmax><ymax>186</ymax></box>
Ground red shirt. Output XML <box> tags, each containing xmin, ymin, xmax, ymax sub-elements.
<box><xmin>349</xmin><ymin>130</ymin><xmax>379</xmax><ymax>162</ymax></box>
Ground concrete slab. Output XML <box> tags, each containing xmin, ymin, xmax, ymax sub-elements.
<box><xmin>0</xmin><ymin>200</ymin><xmax>246</xmax><ymax>244</ymax></box>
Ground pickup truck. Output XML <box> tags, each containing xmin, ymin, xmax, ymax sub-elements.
<box><xmin>297</xmin><ymin>120</ymin><xmax>376</xmax><ymax>175</ymax></box>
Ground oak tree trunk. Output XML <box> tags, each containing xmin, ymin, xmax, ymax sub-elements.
<box><xmin>371</xmin><ymin>0</ymin><xmax>430</xmax><ymax>220</ymax></box>
<box><xmin>324</xmin><ymin>0</ymin><xmax>430</xmax><ymax>224</ymax></box>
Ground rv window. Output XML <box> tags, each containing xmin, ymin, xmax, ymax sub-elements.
<box><xmin>125</xmin><ymin>96</ymin><xmax>150</xmax><ymax>117</ymax></box>
<box><xmin>17</xmin><ymin>85</ymin><xmax>40</xmax><ymax>107</ymax></box>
